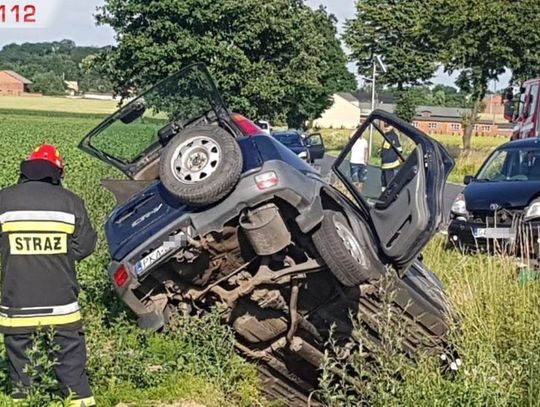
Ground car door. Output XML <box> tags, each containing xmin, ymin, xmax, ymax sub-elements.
<box><xmin>333</xmin><ymin>110</ymin><xmax>454</xmax><ymax>269</ymax></box>
<box><xmin>79</xmin><ymin>63</ymin><xmax>230</xmax><ymax>180</ymax></box>
<box><xmin>306</xmin><ymin>133</ymin><xmax>325</xmax><ymax>160</ymax></box>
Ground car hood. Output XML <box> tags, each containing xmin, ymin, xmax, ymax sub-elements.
<box><xmin>465</xmin><ymin>180</ymin><xmax>540</xmax><ymax>211</ymax></box>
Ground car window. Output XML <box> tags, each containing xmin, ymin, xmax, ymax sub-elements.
<box><xmin>335</xmin><ymin>119</ymin><xmax>417</xmax><ymax>203</ymax></box>
<box><xmin>477</xmin><ymin>148</ymin><xmax>540</xmax><ymax>181</ymax></box>
<box><xmin>273</xmin><ymin>133</ymin><xmax>304</xmax><ymax>148</ymax></box>
<box><xmin>527</xmin><ymin>84</ymin><xmax>539</xmax><ymax>118</ymax></box>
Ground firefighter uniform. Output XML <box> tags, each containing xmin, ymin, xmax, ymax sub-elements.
<box><xmin>0</xmin><ymin>145</ymin><xmax>97</xmax><ymax>406</ymax></box>
<box><xmin>380</xmin><ymin>129</ymin><xmax>403</xmax><ymax>188</ymax></box>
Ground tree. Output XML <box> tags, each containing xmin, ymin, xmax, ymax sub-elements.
<box><xmin>0</xmin><ymin>41</ymin><xmax>113</xmax><ymax>95</ymax></box>
<box><xmin>344</xmin><ymin>0</ymin><xmax>436</xmax><ymax>121</ymax></box>
<box><xmin>94</xmin><ymin>0</ymin><xmax>356</xmax><ymax>128</ymax></box>
<box><xmin>426</xmin><ymin>0</ymin><xmax>540</xmax><ymax>149</ymax></box>
<box><xmin>29</xmin><ymin>72</ymin><xmax>66</xmax><ymax>95</ymax></box>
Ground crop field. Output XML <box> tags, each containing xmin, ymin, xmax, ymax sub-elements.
<box><xmin>0</xmin><ymin>96</ymin><xmax>117</xmax><ymax>115</ymax></box>
<box><xmin>1</xmin><ymin>109</ymin><xmax>540</xmax><ymax>406</ymax></box>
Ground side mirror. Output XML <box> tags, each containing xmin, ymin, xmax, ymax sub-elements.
<box><xmin>118</xmin><ymin>102</ymin><xmax>146</xmax><ymax>124</ymax></box>
<box><xmin>464</xmin><ymin>175</ymin><xmax>474</xmax><ymax>185</ymax></box>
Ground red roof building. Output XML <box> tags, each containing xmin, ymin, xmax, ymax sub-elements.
<box><xmin>0</xmin><ymin>70</ymin><xmax>32</xmax><ymax>96</ymax></box>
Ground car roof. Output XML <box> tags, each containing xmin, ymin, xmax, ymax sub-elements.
<box><xmin>498</xmin><ymin>138</ymin><xmax>540</xmax><ymax>150</ymax></box>
<box><xmin>273</xmin><ymin>131</ymin><xmax>301</xmax><ymax>136</ymax></box>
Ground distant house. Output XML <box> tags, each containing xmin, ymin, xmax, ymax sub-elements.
<box><xmin>314</xmin><ymin>92</ymin><xmax>513</xmax><ymax>137</ymax></box>
<box><xmin>0</xmin><ymin>70</ymin><xmax>32</xmax><ymax>96</ymax></box>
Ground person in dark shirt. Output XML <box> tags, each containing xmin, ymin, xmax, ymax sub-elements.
<box><xmin>380</xmin><ymin>123</ymin><xmax>403</xmax><ymax>189</ymax></box>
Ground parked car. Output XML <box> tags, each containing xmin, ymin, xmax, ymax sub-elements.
<box><xmin>256</xmin><ymin>120</ymin><xmax>272</xmax><ymax>136</ymax></box>
<box><xmin>272</xmin><ymin>130</ymin><xmax>325</xmax><ymax>163</ymax></box>
<box><xmin>80</xmin><ymin>63</ymin><xmax>457</xmax><ymax>405</ymax></box>
<box><xmin>448</xmin><ymin>138</ymin><xmax>540</xmax><ymax>256</ymax></box>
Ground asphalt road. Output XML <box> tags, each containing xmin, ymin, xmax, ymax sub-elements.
<box><xmin>316</xmin><ymin>154</ymin><xmax>463</xmax><ymax>217</ymax></box>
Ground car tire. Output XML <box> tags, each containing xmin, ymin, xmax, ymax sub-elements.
<box><xmin>312</xmin><ymin>210</ymin><xmax>373</xmax><ymax>286</ymax></box>
<box><xmin>159</xmin><ymin>125</ymin><xmax>243</xmax><ymax>206</ymax></box>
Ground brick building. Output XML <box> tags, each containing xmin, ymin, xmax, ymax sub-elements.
<box><xmin>314</xmin><ymin>92</ymin><xmax>513</xmax><ymax>137</ymax></box>
<box><xmin>0</xmin><ymin>71</ymin><xmax>32</xmax><ymax>96</ymax></box>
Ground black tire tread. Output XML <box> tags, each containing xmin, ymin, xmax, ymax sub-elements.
<box><xmin>312</xmin><ymin>210</ymin><xmax>372</xmax><ymax>286</ymax></box>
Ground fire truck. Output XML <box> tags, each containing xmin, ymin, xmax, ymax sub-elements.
<box><xmin>504</xmin><ymin>79</ymin><xmax>540</xmax><ymax>140</ymax></box>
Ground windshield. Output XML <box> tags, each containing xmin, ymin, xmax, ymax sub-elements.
<box><xmin>477</xmin><ymin>147</ymin><xmax>540</xmax><ymax>182</ymax></box>
<box><xmin>273</xmin><ymin>133</ymin><xmax>304</xmax><ymax>148</ymax></box>
<box><xmin>82</xmin><ymin>63</ymin><xmax>225</xmax><ymax>166</ymax></box>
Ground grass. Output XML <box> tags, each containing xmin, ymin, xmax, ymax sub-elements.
<box><xmin>0</xmin><ymin>96</ymin><xmax>117</xmax><ymax>115</ymax></box>
<box><xmin>321</xmin><ymin>235</ymin><xmax>540</xmax><ymax>406</ymax></box>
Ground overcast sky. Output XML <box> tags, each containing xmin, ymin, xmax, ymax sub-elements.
<box><xmin>0</xmin><ymin>0</ymin><xmax>511</xmax><ymax>89</ymax></box>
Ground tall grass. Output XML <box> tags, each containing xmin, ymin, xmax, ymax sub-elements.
<box><xmin>322</xmin><ymin>236</ymin><xmax>540</xmax><ymax>406</ymax></box>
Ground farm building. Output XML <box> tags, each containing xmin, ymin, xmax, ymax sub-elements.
<box><xmin>0</xmin><ymin>71</ymin><xmax>32</xmax><ymax>96</ymax></box>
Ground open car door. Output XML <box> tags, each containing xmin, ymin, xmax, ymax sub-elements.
<box><xmin>333</xmin><ymin>110</ymin><xmax>454</xmax><ymax>270</ymax></box>
<box><xmin>79</xmin><ymin>63</ymin><xmax>230</xmax><ymax>180</ymax></box>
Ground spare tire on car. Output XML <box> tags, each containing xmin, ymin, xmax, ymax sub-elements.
<box><xmin>159</xmin><ymin>125</ymin><xmax>243</xmax><ymax>206</ymax></box>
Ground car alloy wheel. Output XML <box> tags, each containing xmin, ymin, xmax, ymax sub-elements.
<box><xmin>334</xmin><ymin>219</ymin><xmax>364</xmax><ymax>265</ymax></box>
<box><xmin>171</xmin><ymin>136</ymin><xmax>222</xmax><ymax>184</ymax></box>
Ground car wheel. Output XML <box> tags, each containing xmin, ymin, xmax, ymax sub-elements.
<box><xmin>159</xmin><ymin>126</ymin><xmax>243</xmax><ymax>206</ymax></box>
<box><xmin>312</xmin><ymin>210</ymin><xmax>373</xmax><ymax>286</ymax></box>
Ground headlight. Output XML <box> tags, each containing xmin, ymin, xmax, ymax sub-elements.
<box><xmin>298</xmin><ymin>151</ymin><xmax>308</xmax><ymax>159</ymax></box>
<box><xmin>524</xmin><ymin>202</ymin><xmax>540</xmax><ymax>221</ymax></box>
<box><xmin>451</xmin><ymin>193</ymin><xmax>467</xmax><ymax>216</ymax></box>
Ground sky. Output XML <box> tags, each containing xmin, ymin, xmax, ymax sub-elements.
<box><xmin>0</xmin><ymin>0</ymin><xmax>511</xmax><ymax>90</ymax></box>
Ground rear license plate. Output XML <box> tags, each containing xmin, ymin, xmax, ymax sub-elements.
<box><xmin>472</xmin><ymin>227</ymin><xmax>514</xmax><ymax>239</ymax></box>
<box><xmin>135</xmin><ymin>245</ymin><xmax>172</xmax><ymax>275</ymax></box>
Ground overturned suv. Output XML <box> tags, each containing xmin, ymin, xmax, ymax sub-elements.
<box><xmin>80</xmin><ymin>64</ymin><xmax>457</xmax><ymax>404</ymax></box>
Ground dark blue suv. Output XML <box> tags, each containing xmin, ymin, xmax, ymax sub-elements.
<box><xmin>79</xmin><ymin>63</ymin><xmax>458</xmax><ymax>405</ymax></box>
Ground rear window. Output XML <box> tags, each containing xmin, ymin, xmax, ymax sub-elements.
<box><xmin>273</xmin><ymin>133</ymin><xmax>304</xmax><ymax>148</ymax></box>
<box><xmin>85</xmin><ymin>64</ymin><xmax>223</xmax><ymax>164</ymax></box>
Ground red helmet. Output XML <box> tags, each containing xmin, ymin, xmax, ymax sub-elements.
<box><xmin>28</xmin><ymin>144</ymin><xmax>65</xmax><ymax>170</ymax></box>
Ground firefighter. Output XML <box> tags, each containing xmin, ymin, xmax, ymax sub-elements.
<box><xmin>0</xmin><ymin>144</ymin><xmax>97</xmax><ymax>406</ymax></box>
<box><xmin>380</xmin><ymin>123</ymin><xmax>403</xmax><ymax>189</ymax></box>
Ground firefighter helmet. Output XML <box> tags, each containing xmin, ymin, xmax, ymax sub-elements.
<box><xmin>28</xmin><ymin>144</ymin><xmax>65</xmax><ymax>170</ymax></box>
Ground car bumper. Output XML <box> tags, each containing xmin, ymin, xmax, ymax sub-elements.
<box><xmin>448</xmin><ymin>218</ymin><xmax>540</xmax><ymax>255</ymax></box>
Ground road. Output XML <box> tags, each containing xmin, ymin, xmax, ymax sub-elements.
<box><xmin>316</xmin><ymin>154</ymin><xmax>463</xmax><ymax>216</ymax></box>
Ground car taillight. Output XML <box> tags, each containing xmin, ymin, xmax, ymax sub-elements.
<box><xmin>113</xmin><ymin>265</ymin><xmax>129</xmax><ymax>287</ymax></box>
<box><xmin>255</xmin><ymin>171</ymin><xmax>279</xmax><ymax>190</ymax></box>
<box><xmin>231</xmin><ymin>113</ymin><xmax>263</xmax><ymax>136</ymax></box>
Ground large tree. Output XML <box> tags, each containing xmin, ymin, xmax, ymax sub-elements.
<box><xmin>343</xmin><ymin>0</ymin><xmax>437</xmax><ymax>122</ymax></box>
<box><xmin>427</xmin><ymin>0</ymin><xmax>540</xmax><ymax>149</ymax></box>
<box><xmin>94</xmin><ymin>0</ymin><xmax>356</xmax><ymax>128</ymax></box>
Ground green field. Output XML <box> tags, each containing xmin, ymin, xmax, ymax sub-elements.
<box><xmin>0</xmin><ymin>96</ymin><xmax>117</xmax><ymax>115</ymax></box>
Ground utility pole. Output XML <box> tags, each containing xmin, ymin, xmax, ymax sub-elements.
<box><xmin>369</xmin><ymin>60</ymin><xmax>376</xmax><ymax>158</ymax></box>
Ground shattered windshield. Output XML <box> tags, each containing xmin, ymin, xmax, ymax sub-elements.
<box><xmin>477</xmin><ymin>147</ymin><xmax>540</xmax><ymax>182</ymax></box>
<box><xmin>85</xmin><ymin>64</ymin><xmax>224</xmax><ymax>164</ymax></box>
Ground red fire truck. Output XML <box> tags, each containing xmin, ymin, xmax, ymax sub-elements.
<box><xmin>504</xmin><ymin>79</ymin><xmax>540</xmax><ymax>140</ymax></box>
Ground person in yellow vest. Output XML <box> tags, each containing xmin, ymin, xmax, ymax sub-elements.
<box><xmin>0</xmin><ymin>145</ymin><xmax>97</xmax><ymax>406</ymax></box>
<box><xmin>380</xmin><ymin>123</ymin><xmax>403</xmax><ymax>189</ymax></box>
